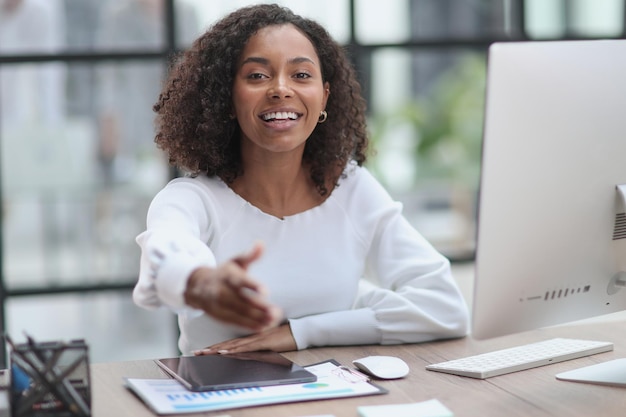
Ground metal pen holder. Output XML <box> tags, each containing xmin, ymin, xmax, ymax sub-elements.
<box><xmin>6</xmin><ymin>335</ymin><xmax>91</xmax><ymax>417</ymax></box>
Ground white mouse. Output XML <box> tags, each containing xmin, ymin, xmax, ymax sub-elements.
<box><xmin>352</xmin><ymin>355</ymin><xmax>410</xmax><ymax>379</ymax></box>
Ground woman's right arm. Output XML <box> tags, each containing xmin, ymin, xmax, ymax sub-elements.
<box><xmin>133</xmin><ymin>180</ymin><xmax>217</xmax><ymax>312</ymax></box>
<box><xmin>133</xmin><ymin>179</ymin><xmax>281</xmax><ymax>330</ymax></box>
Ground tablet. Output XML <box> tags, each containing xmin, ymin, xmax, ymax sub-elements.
<box><xmin>155</xmin><ymin>351</ymin><xmax>317</xmax><ymax>392</ymax></box>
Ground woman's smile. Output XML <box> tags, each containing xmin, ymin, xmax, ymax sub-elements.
<box><xmin>258</xmin><ymin>108</ymin><xmax>303</xmax><ymax>132</ymax></box>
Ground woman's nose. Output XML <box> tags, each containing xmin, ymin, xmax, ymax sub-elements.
<box><xmin>267</xmin><ymin>76</ymin><xmax>293</xmax><ymax>99</ymax></box>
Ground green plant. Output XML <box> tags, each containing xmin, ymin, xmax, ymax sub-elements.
<box><xmin>368</xmin><ymin>53</ymin><xmax>486</xmax><ymax>191</ymax></box>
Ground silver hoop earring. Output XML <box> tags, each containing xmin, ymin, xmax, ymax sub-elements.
<box><xmin>318</xmin><ymin>110</ymin><xmax>328</xmax><ymax>123</ymax></box>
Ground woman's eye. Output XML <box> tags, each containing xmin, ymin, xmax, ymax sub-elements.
<box><xmin>295</xmin><ymin>72</ymin><xmax>311</xmax><ymax>79</ymax></box>
<box><xmin>248</xmin><ymin>73</ymin><xmax>267</xmax><ymax>80</ymax></box>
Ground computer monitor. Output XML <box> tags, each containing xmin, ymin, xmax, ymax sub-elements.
<box><xmin>472</xmin><ymin>39</ymin><xmax>626</xmax><ymax>342</ymax></box>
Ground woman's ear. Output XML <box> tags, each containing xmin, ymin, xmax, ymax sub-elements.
<box><xmin>322</xmin><ymin>82</ymin><xmax>330</xmax><ymax>109</ymax></box>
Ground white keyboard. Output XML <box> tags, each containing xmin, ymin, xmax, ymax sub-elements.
<box><xmin>425</xmin><ymin>338</ymin><xmax>613</xmax><ymax>379</ymax></box>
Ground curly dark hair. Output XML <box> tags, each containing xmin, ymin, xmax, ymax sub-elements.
<box><xmin>153</xmin><ymin>3</ymin><xmax>369</xmax><ymax>196</ymax></box>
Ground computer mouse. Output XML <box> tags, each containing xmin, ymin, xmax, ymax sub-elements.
<box><xmin>352</xmin><ymin>355</ymin><xmax>410</xmax><ymax>379</ymax></box>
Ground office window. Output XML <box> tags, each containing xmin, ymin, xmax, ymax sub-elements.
<box><xmin>6</xmin><ymin>293</ymin><xmax>178</xmax><ymax>362</ymax></box>
<box><xmin>367</xmin><ymin>48</ymin><xmax>485</xmax><ymax>257</ymax></box>
<box><xmin>355</xmin><ymin>0</ymin><xmax>412</xmax><ymax>43</ymax></box>
<box><xmin>64</xmin><ymin>0</ymin><xmax>200</xmax><ymax>52</ymax></box>
<box><xmin>1</xmin><ymin>58</ymin><xmax>169</xmax><ymax>290</ymax></box>
<box><xmin>525</xmin><ymin>0</ymin><xmax>625</xmax><ymax>38</ymax></box>
<box><xmin>355</xmin><ymin>0</ymin><xmax>523</xmax><ymax>43</ymax></box>
<box><xmin>190</xmin><ymin>0</ymin><xmax>350</xmax><ymax>43</ymax></box>
<box><xmin>2</xmin><ymin>0</ymin><xmax>625</xmax><ymax>365</ymax></box>
<box><xmin>408</xmin><ymin>0</ymin><xmax>524</xmax><ymax>40</ymax></box>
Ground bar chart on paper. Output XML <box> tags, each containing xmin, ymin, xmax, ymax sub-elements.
<box><xmin>125</xmin><ymin>361</ymin><xmax>387</xmax><ymax>414</ymax></box>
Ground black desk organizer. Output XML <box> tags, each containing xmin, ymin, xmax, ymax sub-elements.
<box><xmin>6</xmin><ymin>335</ymin><xmax>91</xmax><ymax>417</ymax></box>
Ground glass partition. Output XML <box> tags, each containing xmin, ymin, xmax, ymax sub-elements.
<box><xmin>1</xmin><ymin>0</ymin><xmax>624</xmax><ymax>363</ymax></box>
<box><xmin>367</xmin><ymin>48</ymin><xmax>485</xmax><ymax>259</ymax></box>
<box><xmin>525</xmin><ymin>0</ymin><xmax>624</xmax><ymax>39</ymax></box>
<box><xmin>1</xmin><ymin>59</ymin><xmax>169</xmax><ymax>289</ymax></box>
<box><xmin>6</xmin><ymin>293</ymin><xmax>178</xmax><ymax>362</ymax></box>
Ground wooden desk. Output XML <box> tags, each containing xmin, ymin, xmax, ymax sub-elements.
<box><xmin>91</xmin><ymin>320</ymin><xmax>626</xmax><ymax>416</ymax></box>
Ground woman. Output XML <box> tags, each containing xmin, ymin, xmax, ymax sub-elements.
<box><xmin>134</xmin><ymin>3</ymin><xmax>469</xmax><ymax>356</ymax></box>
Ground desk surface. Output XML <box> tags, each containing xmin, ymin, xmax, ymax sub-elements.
<box><xmin>92</xmin><ymin>319</ymin><xmax>626</xmax><ymax>417</ymax></box>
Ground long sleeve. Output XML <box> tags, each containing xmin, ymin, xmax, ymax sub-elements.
<box><xmin>287</xmin><ymin>166</ymin><xmax>469</xmax><ymax>349</ymax></box>
<box><xmin>356</xmin><ymin>212</ymin><xmax>470</xmax><ymax>344</ymax></box>
<box><xmin>133</xmin><ymin>179</ymin><xmax>217</xmax><ymax>312</ymax></box>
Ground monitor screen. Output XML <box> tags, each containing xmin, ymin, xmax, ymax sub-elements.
<box><xmin>472</xmin><ymin>39</ymin><xmax>626</xmax><ymax>340</ymax></box>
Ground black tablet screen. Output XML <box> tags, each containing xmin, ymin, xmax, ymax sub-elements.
<box><xmin>155</xmin><ymin>351</ymin><xmax>317</xmax><ymax>392</ymax></box>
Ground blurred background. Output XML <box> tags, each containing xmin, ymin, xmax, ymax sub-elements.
<box><xmin>0</xmin><ymin>0</ymin><xmax>624</xmax><ymax>365</ymax></box>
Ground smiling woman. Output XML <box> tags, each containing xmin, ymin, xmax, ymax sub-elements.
<box><xmin>230</xmin><ymin>23</ymin><xmax>330</xmax><ymax>217</ymax></box>
<box><xmin>133</xmin><ymin>3</ymin><xmax>470</xmax><ymax>357</ymax></box>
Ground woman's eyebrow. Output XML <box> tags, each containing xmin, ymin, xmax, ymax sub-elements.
<box><xmin>241</xmin><ymin>56</ymin><xmax>270</xmax><ymax>66</ymax></box>
<box><xmin>289</xmin><ymin>56</ymin><xmax>316</xmax><ymax>65</ymax></box>
<box><xmin>241</xmin><ymin>56</ymin><xmax>317</xmax><ymax>66</ymax></box>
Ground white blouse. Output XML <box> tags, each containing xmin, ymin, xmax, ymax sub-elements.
<box><xmin>134</xmin><ymin>163</ymin><xmax>469</xmax><ymax>354</ymax></box>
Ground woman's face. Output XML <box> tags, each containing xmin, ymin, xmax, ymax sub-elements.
<box><xmin>232</xmin><ymin>24</ymin><xmax>329</xmax><ymax>157</ymax></box>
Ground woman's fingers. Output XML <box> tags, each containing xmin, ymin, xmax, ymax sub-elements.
<box><xmin>233</xmin><ymin>242</ymin><xmax>264</xmax><ymax>270</ymax></box>
<box><xmin>184</xmin><ymin>243</ymin><xmax>282</xmax><ymax>331</ymax></box>
<box><xmin>193</xmin><ymin>324</ymin><xmax>296</xmax><ymax>356</ymax></box>
<box><xmin>211</xmin><ymin>303</ymin><xmax>281</xmax><ymax>331</ymax></box>
<box><xmin>220</xmin><ymin>277</ymin><xmax>281</xmax><ymax>323</ymax></box>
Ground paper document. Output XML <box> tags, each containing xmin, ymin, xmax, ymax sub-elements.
<box><xmin>358</xmin><ymin>399</ymin><xmax>453</xmax><ymax>417</ymax></box>
<box><xmin>125</xmin><ymin>360</ymin><xmax>386</xmax><ymax>415</ymax></box>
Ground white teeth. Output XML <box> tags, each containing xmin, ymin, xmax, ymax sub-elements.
<box><xmin>262</xmin><ymin>112</ymin><xmax>298</xmax><ymax>121</ymax></box>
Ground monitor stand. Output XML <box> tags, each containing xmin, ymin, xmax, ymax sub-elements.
<box><xmin>565</xmin><ymin>186</ymin><xmax>626</xmax><ymax>386</ymax></box>
<box><xmin>556</xmin><ymin>358</ymin><xmax>626</xmax><ymax>387</ymax></box>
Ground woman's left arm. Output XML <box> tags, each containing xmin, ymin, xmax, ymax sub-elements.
<box><xmin>287</xmin><ymin>211</ymin><xmax>470</xmax><ymax>350</ymax></box>
<box><xmin>288</xmin><ymin>168</ymin><xmax>470</xmax><ymax>350</ymax></box>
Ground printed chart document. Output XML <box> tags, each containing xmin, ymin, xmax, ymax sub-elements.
<box><xmin>125</xmin><ymin>360</ymin><xmax>387</xmax><ymax>415</ymax></box>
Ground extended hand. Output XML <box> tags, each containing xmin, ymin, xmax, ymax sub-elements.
<box><xmin>184</xmin><ymin>243</ymin><xmax>282</xmax><ymax>332</ymax></box>
<box><xmin>193</xmin><ymin>324</ymin><xmax>297</xmax><ymax>355</ymax></box>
